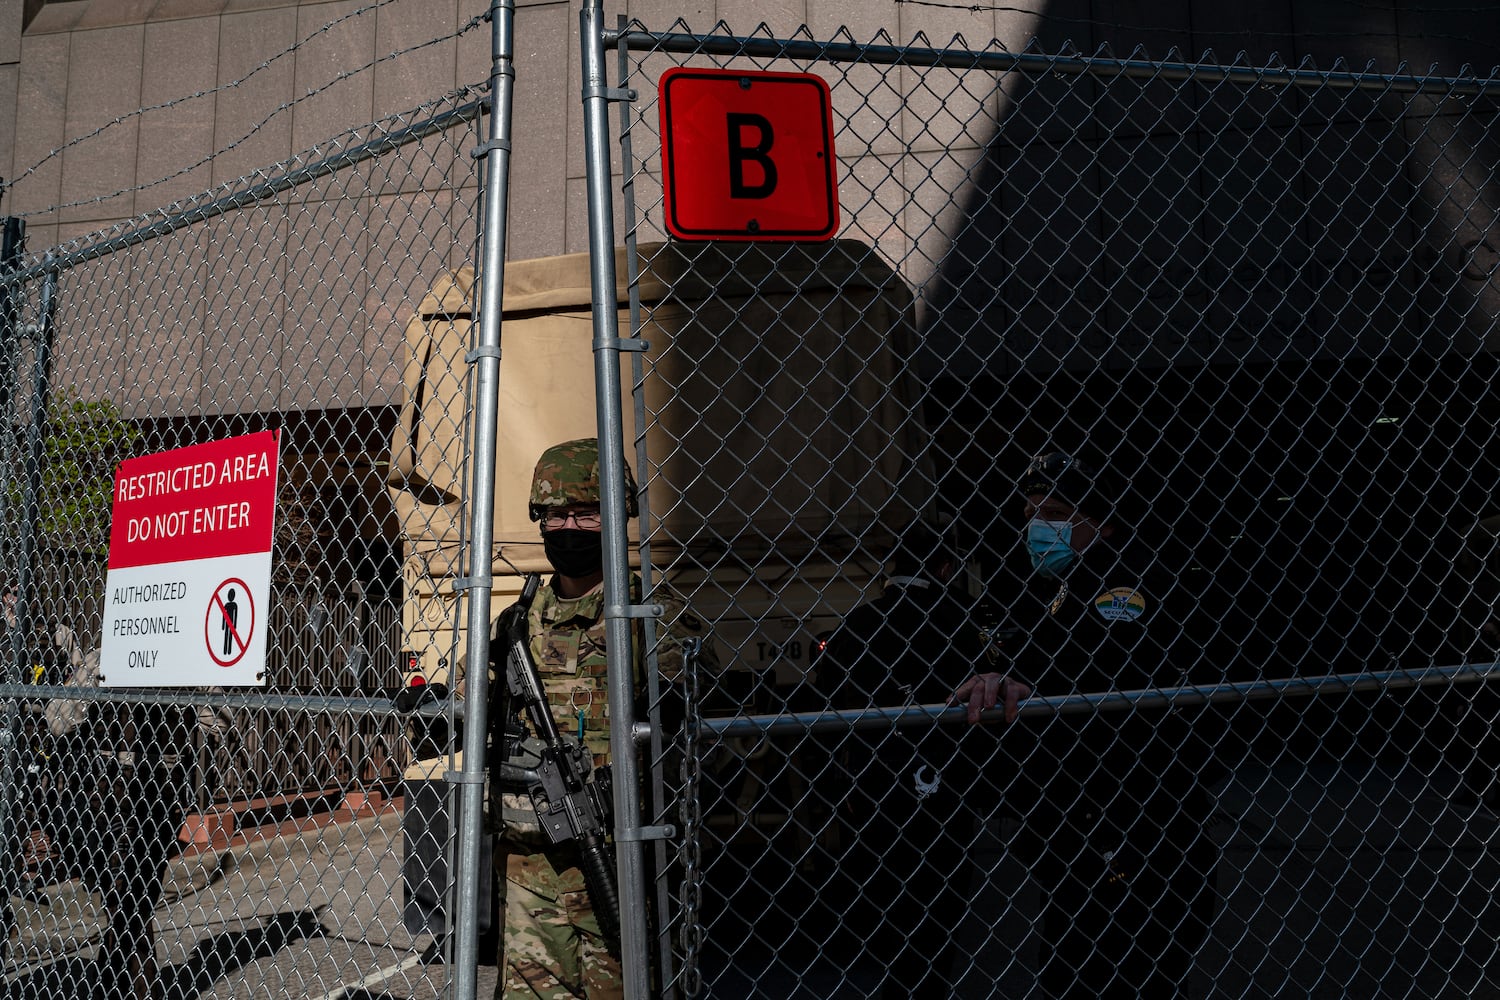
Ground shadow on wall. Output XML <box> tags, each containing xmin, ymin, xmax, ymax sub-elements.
<box><xmin>915</xmin><ymin>0</ymin><xmax>1500</xmax><ymax>689</ymax></box>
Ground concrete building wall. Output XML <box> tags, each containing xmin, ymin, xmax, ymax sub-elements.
<box><xmin>9</xmin><ymin>1</ymin><xmax>1492</xmax><ymax>249</ymax></box>
<box><xmin>1</xmin><ymin>1</ymin><xmax>1497</xmax><ymax>421</ymax></box>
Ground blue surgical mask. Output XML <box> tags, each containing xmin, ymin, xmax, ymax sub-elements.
<box><xmin>1026</xmin><ymin>519</ymin><xmax>1076</xmax><ymax>577</ymax></box>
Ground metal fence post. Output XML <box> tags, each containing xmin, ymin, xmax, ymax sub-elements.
<box><xmin>580</xmin><ymin>2</ymin><xmax>653</xmax><ymax>996</ymax></box>
<box><xmin>0</xmin><ymin>213</ymin><xmax>24</xmax><ymax>964</ymax></box>
<box><xmin>453</xmin><ymin>1</ymin><xmax>516</xmax><ymax>997</ymax></box>
<box><xmin>0</xmin><ymin>215</ymin><xmax>24</xmax><ymax>666</ymax></box>
<box><xmin>14</xmin><ymin>257</ymin><xmax>58</xmax><ymax>645</ymax></box>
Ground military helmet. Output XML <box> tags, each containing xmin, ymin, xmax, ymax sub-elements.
<box><xmin>529</xmin><ymin>437</ymin><xmax>639</xmax><ymax>520</ymax></box>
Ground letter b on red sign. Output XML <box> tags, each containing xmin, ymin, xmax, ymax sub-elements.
<box><xmin>659</xmin><ymin>68</ymin><xmax>838</xmax><ymax>242</ymax></box>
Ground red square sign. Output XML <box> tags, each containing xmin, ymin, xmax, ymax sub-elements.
<box><xmin>658</xmin><ymin>68</ymin><xmax>839</xmax><ymax>242</ymax></box>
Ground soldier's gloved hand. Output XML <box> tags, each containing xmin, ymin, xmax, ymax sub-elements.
<box><xmin>493</xmin><ymin>603</ymin><xmax>526</xmax><ymax>642</ymax></box>
<box><xmin>394</xmin><ymin>681</ymin><xmax>450</xmax><ymax>713</ymax></box>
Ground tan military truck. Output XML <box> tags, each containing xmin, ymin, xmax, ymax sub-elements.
<box><xmin>386</xmin><ymin>239</ymin><xmax>934</xmax><ymax>785</ymax></box>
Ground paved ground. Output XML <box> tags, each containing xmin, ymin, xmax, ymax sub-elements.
<box><xmin>4</xmin><ymin>796</ymin><xmax>497</xmax><ymax>1000</ymax></box>
<box><xmin>691</xmin><ymin>758</ymin><xmax>1500</xmax><ymax>999</ymax></box>
<box><xmin>4</xmin><ymin>758</ymin><xmax>1499</xmax><ymax>998</ymax></box>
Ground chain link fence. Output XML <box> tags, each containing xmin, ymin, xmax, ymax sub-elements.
<box><xmin>0</xmin><ymin>72</ymin><xmax>487</xmax><ymax>995</ymax></box>
<box><xmin>585</xmin><ymin>20</ymin><xmax>1500</xmax><ymax>1000</ymax></box>
<box><xmin>1</xmin><ymin>6</ymin><xmax>1497</xmax><ymax>999</ymax></box>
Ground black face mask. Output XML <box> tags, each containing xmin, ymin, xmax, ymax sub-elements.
<box><xmin>542</xmin><ymin>529</ymin><xmax>604</xmax><ymax>578</ymax></box>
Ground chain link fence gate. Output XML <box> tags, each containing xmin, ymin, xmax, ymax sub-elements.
<box><xmin>578</xmin><ymin>16</ymin><xmax>1500</xmax><ymax>1000</ymax></box>
<box><xmin>2</xmin><ymin>5</ymin><xmax>1495</xmax><ymax>998</ymax></box>
<box><xmin>0</xmin><ymin>16</ymin><xmax>505</xmax><ymax>996</ymax></box>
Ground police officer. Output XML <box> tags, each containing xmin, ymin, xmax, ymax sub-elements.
<box><xmin>2</xmin><ymin>581</ymin><xmax>83</xmax><ymax>687</ymax></box>
<box><xmin>953</xmin><ymin>451</ymin><xmax>1220</xmax><ymax>998</ymax></box>
<box><xmin>1</xmin><ymin>581</ymin><xmax>83</xmax><ymax>940</ymax></box>
<box><xmin>491</xmin><ymin>438</ymin><xmax>715</xmax><ymax>999</ymax></box>
<box><xmin>42</xmin><ymin>665</ymin><xmax>204</xmax><ymax>1000</ymax></box>
<box><xmin>818</xmin><ymin>522</ymin><xmax>1028</xmax><ymax>997</ymax></box>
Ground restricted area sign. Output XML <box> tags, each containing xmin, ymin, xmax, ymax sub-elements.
<box><xmin>658</xmin><ymin>67</ymin><xmax>839</xmax><ymax>241</ymax></box>
<box><xmin>100</xmin><ymin>430</ymin><xmax>280</xmax><ymax>686</ymax></box>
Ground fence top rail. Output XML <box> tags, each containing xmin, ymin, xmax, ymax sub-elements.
<box><xmin>687</xmin><ymin>661</ymin><xmax>1500</xmax><ymax>738</ymax></box>
<box><xmin>605</xmin><ymin>24</ymin><xmax>1500</xmax><ymax>97</ymax></box>
<box><xmin>0</xmin><ymin>95</ymin><xmax>487</xmax><ymax>293</ymax></box>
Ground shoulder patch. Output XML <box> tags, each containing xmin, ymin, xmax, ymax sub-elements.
<box><xmin>1093</xmin><ymin>587</ymin><xmax>1147</xmax><ymax>622</ymax></box>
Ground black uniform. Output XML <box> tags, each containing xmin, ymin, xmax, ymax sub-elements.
<box><xmin>1453</xmin><ymin>516</ymin><xmax>1500</xmax><ymax>804</ymax></box>
<box><xmin>0</xmin><ymin>619</ymin><xmax>74</xmax><ymax>952</ymax></box>
<box><xmin>818</xmin><ymin>574</ymin><xmax>994</xmax><ymax>998</ymax></box>
<box><xmin>47</xmin><ymin>701</ymin><xmax>198</xmax><ymax>999</ymax></box>
<box><xmin>998</xmin><ymin>545</ymin><xmax>1220</xmax><ymax>998</ymax></box>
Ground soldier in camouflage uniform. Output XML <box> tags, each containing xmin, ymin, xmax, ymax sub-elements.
<box><xmin>491</xmin><ymin>438</ymin><xmax>714</xmax><ymax>999</ymax></box>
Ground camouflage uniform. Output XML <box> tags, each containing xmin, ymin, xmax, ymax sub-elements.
<box><xmin>494</xmin><ymin>439</ymin><xmax>715</xmax><ymax>1000</ymax></box>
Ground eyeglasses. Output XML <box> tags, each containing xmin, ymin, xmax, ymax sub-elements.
<box><xmin>540</xmin><ymin>508</ymin><xmax>602</xmax><ymax>530</ymax></box>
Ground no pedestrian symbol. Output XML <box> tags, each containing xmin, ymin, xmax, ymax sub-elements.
<box><xmin>207</xmin><ymin>577</ymin><xmax>255</xmax><ymax>667</ymax></box>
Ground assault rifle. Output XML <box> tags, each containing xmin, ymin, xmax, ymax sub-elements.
<box><xmin>494</xmin><ymin>574</ymin><xmax>620</xmax><ymax>945</ymax></box>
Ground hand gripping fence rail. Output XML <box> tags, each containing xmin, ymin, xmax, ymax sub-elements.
<box><xmin>665</xmin><ymin>662</ymin><xmax>1500</xmax><ymax>998</ymax></box>
<box><xmin>687</xmin><ymin>663</ymin><xmax>1500</xmax><ymax>738</ymax></box>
